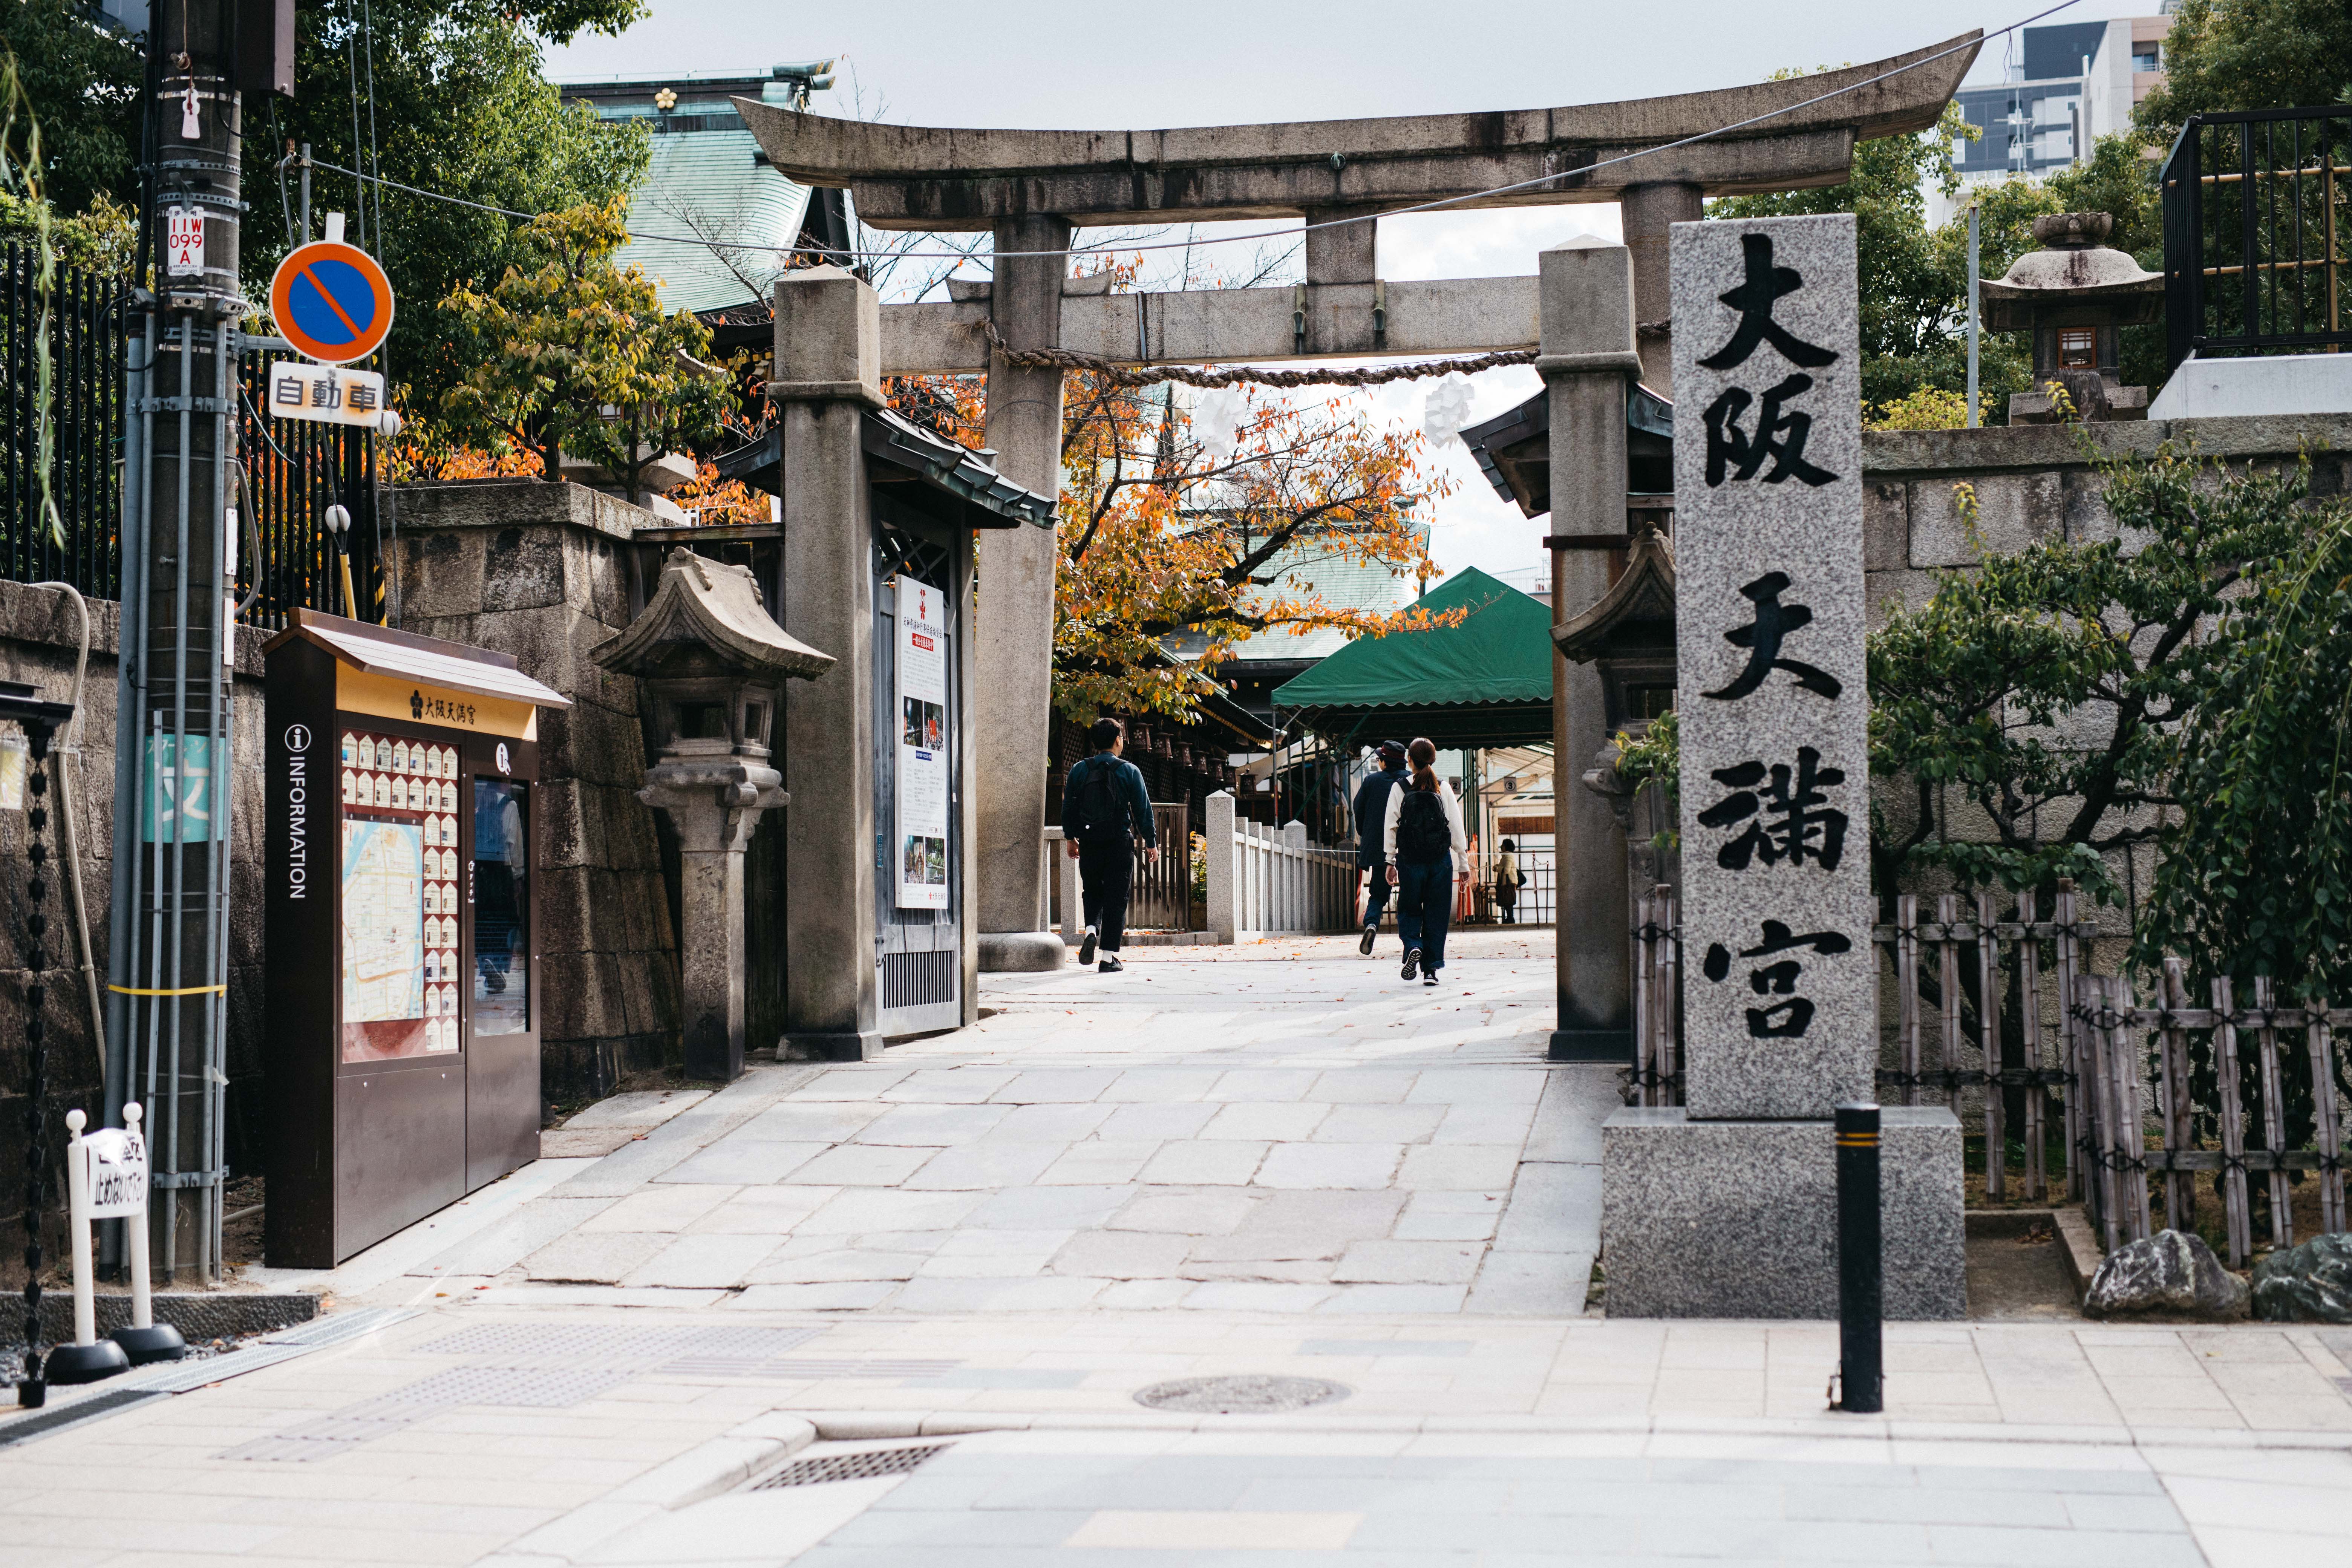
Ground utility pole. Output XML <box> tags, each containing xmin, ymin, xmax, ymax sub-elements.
<box><xmin>105</xmin><ymin>0</ymin><xmax>289</xmax><ymax>1284</ymax></box>
<box><xmin>1966</xmin><ymin>205</ymin><xmax>1981</xmax><ymax>429</ymax></box>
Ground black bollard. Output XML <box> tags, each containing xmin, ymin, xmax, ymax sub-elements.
<box><xmin>1834</xmin><ymin>1101</ymin><xmax>1882</xmax><ymax>1414</ymax></box>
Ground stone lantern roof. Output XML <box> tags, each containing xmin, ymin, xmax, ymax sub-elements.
<box><xmin>593</xmin><ymin>547</ymin><xmax>835</xmax><ymax>681</ymax></box>
<box><xmin>1983</xmin><ymin>212</ymin><xmax>2164</xmax><ymax>423</ymax></box>
<box><xmin>1980</xmin><ymin>212</ymin><xmax>2163</xmax><ymax>329</ymax></box>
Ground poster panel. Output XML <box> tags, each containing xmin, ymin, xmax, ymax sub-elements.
<box><xmin>339</xmin><ymin>729</ymin><xmax>464</xmax><ymax>1060</ymax></box>
<box><xmin>895</xmin><ymin>578</ymin><xmax>949</xmax><ymax>910</ymax></box>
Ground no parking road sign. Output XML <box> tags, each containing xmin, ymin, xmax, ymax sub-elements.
<box><xmin>269</xmin><ymin>241</ymin><xmax>395</xmax><ymax>365</ymax></box>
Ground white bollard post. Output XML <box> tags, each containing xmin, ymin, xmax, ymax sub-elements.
<box><xmin>47</xmin><ymin>1110</ymin><xmax>129</xmax><ymax>1384</ymax></box>
<box><xmin>65</xmin><ymin>1110</ymin><xmax>98</xmax><ymax>1348</ymax></box>
<box><xmin>103</xmin><ymin>1104</ymin><xmax>183</xmax><ymax>1364</ymax></box>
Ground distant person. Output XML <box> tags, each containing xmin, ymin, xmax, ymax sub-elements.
<box><xmin>1062</xmin><ymin>716</ymin><xmax>1158</xmax><ymax>973</ymax></box>
<box><xmin>1383</xmin><ymin>737</ymin><xmax>1467</xmax><ymax>986</ymax></box>
<box><xmin>1351</xmin><ymin>740</ymin><xmax>1409</xmax><ymax>955</ymax></box>
<box><xmin>1494</xmin><ymin>838</ymin><xmax>1522</xmax><ymax>926</ymax></box>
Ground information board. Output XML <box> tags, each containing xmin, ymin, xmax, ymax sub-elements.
<box><xmin>894</xmin><ymin>578</ymin><xmax>949</xmax><ymax>910</ymax></box>
<box><xmin>338</xmin><ymin>730</ymin><xmax>462</xmax><ymax>1060</ymax></box>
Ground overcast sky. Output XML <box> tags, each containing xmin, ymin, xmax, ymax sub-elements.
<box><xmin>547</xmin><ymin>0</ymin><xmax>2157</xmax><ymax>593</ymax></box>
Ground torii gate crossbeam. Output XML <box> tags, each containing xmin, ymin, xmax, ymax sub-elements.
<box><xmin>741</xmin><ymin>34</ymin><xmax>1979</xmax><ymax>994</ymax></box>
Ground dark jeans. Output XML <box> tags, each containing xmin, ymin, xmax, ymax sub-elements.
<box><xmin>1396</xmin><ymin>858</ymin><xmax>1453</xmax><ymax>971</ymax></box>
<box><xmin>1077</xmin><ymin>835</ymin><xmax>1135</xmax><ymax>954</ymax></box>
<box><xmin>1360</xmin><ymin>858</ymin><xmax>1392</xmax><ymax>927</ymax></box>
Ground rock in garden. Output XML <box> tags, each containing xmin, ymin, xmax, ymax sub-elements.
<box><xmin>2083</xmin><ymin>1230</ymin><xmax>2249</xmax><ymax>1320</ymax></box>
<box><xmin>2251</xmin><ymin>1233</ymin><xmax>2352</xmax><ymax>1324</ymax></box>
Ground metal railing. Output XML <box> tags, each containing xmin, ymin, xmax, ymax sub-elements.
<box><xmin>2161</xmin><ymin>107</ymin><xmax>2352</xmax><ymax>371</ymax></box>
<box><xmin>0</xmin><ymin>247</ymin><xmax>381</xmax><ymax>627</ymax></box>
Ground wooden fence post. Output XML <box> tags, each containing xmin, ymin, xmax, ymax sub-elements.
<box><xmin>2254</xmin><ymin>975</ymin><xmax>2295</xmax><ymax>1250</ymax></box>
<box><xmin>2210</xmin><ymin>976</ymin><xmax>2252</xmax><ymax>1266</ymax></box>
<box><xmin>2054</xmin><ymin>880</ymin><xmax>2083</xmax><ymax>1202</ymax></box>
<box><xmin>1977</xmin><ymin>889</ymin><xmax>2004</xmax><ymax>1200</ymax></box>
<box><xmin>2018</xmin><ymin>888</ymin><xmax>2046</xmax><ymax>1201</ymax></box>
<box><xmin>2308</xmin><ymin>997</ymin><xmax>2345</xmax><ymax>1236</ymax></box>
<box><xmin>2159</xmin><ymin>956</ymin><xmax>2193</xmax><ymax>1233</ymax></box>
<box><xmin>1896</xmin><ymin>894</ymin><xmax>1921</xmax><ymax>1109</ymax></box>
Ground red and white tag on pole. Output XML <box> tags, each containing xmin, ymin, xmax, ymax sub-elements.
<box><xmin>165</xmin><ymin>207</ymin><xmax>204</xmax><ymax>277</ymax></box>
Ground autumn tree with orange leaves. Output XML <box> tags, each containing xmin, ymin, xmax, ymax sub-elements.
<box><xmin>890</xmin><ymin>276</ymin><xmax>1453</xmax><ymax>727</ymax></box>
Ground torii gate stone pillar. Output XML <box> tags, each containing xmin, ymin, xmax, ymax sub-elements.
<box><xmin>735</xmin><ymin>33</ymin><xmax>1978</xmax><ymax>980</ymax></box>
<box><xmin>975</xmin><ymin>216</ymin><xmax>1076</xmax><ymax>971</ymax></box>
<box><xmin>1539</xmin><ymin>237</ymin><xmax>1641</xmax><ymax>1059</ymax></box>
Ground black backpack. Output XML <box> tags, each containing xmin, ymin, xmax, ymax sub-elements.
<box><xmin>1070</xmin><ymin>760</ymin><xmax>1129</xmax><ymax>844</ymax></box>
<box><xmin>1396</xmin><ymin>787</ymin><xmax>1451</xmax><ymax>861</ymax></box>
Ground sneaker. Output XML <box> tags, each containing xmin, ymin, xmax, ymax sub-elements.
<box><xmin>1098</xmin><ymin>956</ymin><xmax>1124</xmax><ymax>974</ymax></box>
<box><xmin>1400</xmin><ymin>947</ymin><xmax>1421</xmax><ymax>982</ymax></box>
<box><xmin>1078</xmin><ymin>926</ymin><xmax>1098</xmax><ymax>966</ymax></box>
<box><xmin>1358</xmin><ymin>923</ymin><xmax>1377</xmax><ymax>956</ymax></box>
<box><xmin>1423</xmin><ymin>972</ymin><xmax>1440</xmax><ymax>987</ymax></box>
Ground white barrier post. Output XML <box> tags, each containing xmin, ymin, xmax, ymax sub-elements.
<box><xmin>47</xmin><ymin>1110</ymin><xmax>130</xmax><ymax>1384</ymax></box>
<box><xmin>111</xmin><ymin>1105</ymin><xmax>184</xmax><ymax>1363</ymax></box>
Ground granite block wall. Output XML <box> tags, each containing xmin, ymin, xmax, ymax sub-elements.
<box><xmin>392</xmin><ymin>479</ymin><xmax>681</xmax><ymax>1102</ymax></box>
<box><xmin>0</xmin><ymin>580</ymin><xmax>270</xmax><ymax>1253</ymax></box>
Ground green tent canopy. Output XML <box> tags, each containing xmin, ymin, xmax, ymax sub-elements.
<box><xmin>1271</xmin><ymin>566</ymin><xmax>1554</xmax><ymax>749</ymax></box>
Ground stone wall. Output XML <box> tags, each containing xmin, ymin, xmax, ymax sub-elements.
<box><xmin>0</xmin><ymin>478</ymin><xmax>685</xmax><ymax>1256</ymax></box>
<box><xmin>0</xmin><ymin>581</ymin><xmax>271</xmax><ymax>1249</ymax></box>
<box><xmin>392</xmin><ymin>479</ymin><xmax>681</xmax><ymax>1101</ymax></box>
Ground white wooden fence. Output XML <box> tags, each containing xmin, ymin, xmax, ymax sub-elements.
<box><xmin>1204</xmin><ymin>790</ymin><xmax>1359</xmax><ymax>941</ymax></box>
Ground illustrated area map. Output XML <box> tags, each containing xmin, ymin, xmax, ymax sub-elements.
<box><xmin>340</xmin><ymin>731</ymin><xmax>462</xmax><ymax>1061</ymax></box>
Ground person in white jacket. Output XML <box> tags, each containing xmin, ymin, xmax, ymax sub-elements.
<box><xmin>1383</xmin><ymin>737</ymin><xmax>1468</xmax><ymax>985</ymax></box>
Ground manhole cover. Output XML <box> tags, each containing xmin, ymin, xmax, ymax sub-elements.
<box><xmin>1133</xmin><ymin>1375</ymin><xmax>1351</xmax><ymax>1414</ymax></box>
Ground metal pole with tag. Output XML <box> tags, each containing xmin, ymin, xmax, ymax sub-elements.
<box><xmin>104</xmin><ymin>0</ymin><xmax>291</xmax><ymax>1285</ymax></box>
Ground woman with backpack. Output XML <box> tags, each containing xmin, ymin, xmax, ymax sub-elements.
<box><xmin>1382</xmin><ymin>737</ymin><xmax>1467</xmax><ymax>986</ymax></box>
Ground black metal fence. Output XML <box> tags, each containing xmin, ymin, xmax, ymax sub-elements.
<box><xmin>2161</xmin><ymin>107</ymin><xmax>2352</xmax><ymax>371</ymax></box>
<box><xmin>2</xmin><ymin>244</ymin><xmax>127</xmax><ymax>597</ymax></box>
<box><xmin>2</xmin><ymin>243</ymin><xmax>378</xmax><ymax>627</ymax></box>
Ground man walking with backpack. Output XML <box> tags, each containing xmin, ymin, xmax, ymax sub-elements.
<box><xmin>1063</xmin><ymin>717</ymin><xmax>1158</xmax><ymax>973</ymax></box>
<box><xmin>1383</xmin><ymin>737</ymin><xmax>1467</xmax><ymax>986</ymax></box>
<box><xmin>1351</xmin><ymin>740</ymin><xmax>1409</xmax><ymax>956</ymax></box>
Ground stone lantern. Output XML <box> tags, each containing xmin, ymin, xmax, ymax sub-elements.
<box><xmin>1553</xmin><ymin>522</ymin><xmax>1681</xmax><ymax>926</ymax></box>
<box><xmin>592</xmin><ymin>547</ymin><xmax>834</xmax><ymax>1081</ymax></box>
<box><xmin>1984</xmin><ymin>212</ymin><xmax>2164</xmax><ymax>424</ymax></box>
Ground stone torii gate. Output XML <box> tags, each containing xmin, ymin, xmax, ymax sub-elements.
<box><xmin>737</xmin><ymin>35</ymin><xmax>1978</xmax><ymax>1021</ymax></box>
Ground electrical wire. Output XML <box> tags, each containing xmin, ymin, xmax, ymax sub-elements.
<box><xmin>306</xmin><ymin>5</ymin><xmax>2074</xmax><ymax>265</ymax></box>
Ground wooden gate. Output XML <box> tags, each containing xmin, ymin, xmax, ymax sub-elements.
<box><xmin>1128</xmin><ymin>802</ymin><xmax>1192</xmax><ymax>930</ymax></box>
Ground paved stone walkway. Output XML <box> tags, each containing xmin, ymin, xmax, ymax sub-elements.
<box><xmin>5</xmin><ymin>934</ymin><xmax>2351</xmax><ymax>1566</ymax></box>
<box><xmin>316</xmin><ymin>931</ymin><xmax>1606</xmax><ymax>1318</ymax></box>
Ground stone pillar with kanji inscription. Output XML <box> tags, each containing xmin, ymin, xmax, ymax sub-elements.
<box><xmin>1599</xmin><ymin>214</ymin><xmax>1963</xmax><ymax>1320</ymax></box>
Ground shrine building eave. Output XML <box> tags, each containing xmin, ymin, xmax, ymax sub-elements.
<box><xmin>735</xmin><ymin>33</ymin><xmax>1980</xmax><ymax>231</ymax></box>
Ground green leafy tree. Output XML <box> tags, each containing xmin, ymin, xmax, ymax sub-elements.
<box><xmin>2139</xmin><ymin>498</ymin><xmax>2352</xmax><ymax>1004</ymax></box>
<box><xmin>0</xmin><ymin>0</ymin><xmax>139</xmax><ymax>213</ymax></box>
<box><xmin>1710</xmin><ymin>92</ymin><xmax>1986</xmax><ymax>409</ymax></box>
<box><xmin>2136</xmin><ymin>0</ymin><xmax>2352</xmax><ymax>135</ymax></box>
<box><xmin>437</xmin><ymin>197</ymin><xmax>730</xmax><ymax>498</ymax></box>
<box><xmin>247</xmin><ymin>0</ymin><xmax>649</xmax><ymax>415</ymax></box>
<box><xmin>1866</xmin><ymin>444</ymin><xmax>2320</xmax><ymax>899</ymax></box>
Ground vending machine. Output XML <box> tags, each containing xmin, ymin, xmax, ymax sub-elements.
<box><xmin>262</xmin><ymin>610</ymin><xmax>568</xmax><ymax>1266</ymax></box>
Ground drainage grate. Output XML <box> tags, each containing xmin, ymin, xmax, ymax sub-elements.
<box><xmin>753</xmin><ymin>1444</ymin><xmax>951</xmax><ymax>1489</ymax></box>
<box><xmin>1134</xmin><ymin>1375</ymin><xmax>1352</xmax><ymax>1414</ymax></box>
<box><xmin>658</xmin><ymin>1357</ymin><xmax>961</xmax><ymax>1381</ymax></box>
